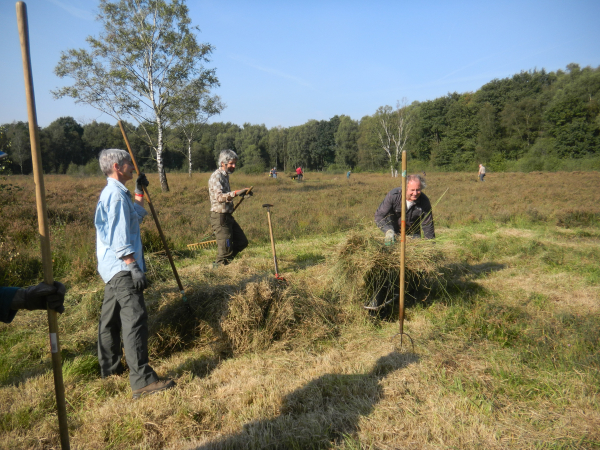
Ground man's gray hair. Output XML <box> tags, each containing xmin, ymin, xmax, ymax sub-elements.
<box><xmin>407</xmin><ymin>174</ymin><xmax>427</xmax><ymax>189</ymax></box>
<box><xmin>99</xmin><ymin>149</ymin><xmax>131</xmax><ymax>176</ymax></box>
<box><xmin>218</xmin><ymin>149</ymin><xmax>238</xmax><ymax>167</ymax></box>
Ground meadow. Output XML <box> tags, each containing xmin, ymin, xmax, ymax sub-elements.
<box><xmin>1</xmin><ymin>170</ymin><xmax>599</xmax><ymax>449</ymax></box>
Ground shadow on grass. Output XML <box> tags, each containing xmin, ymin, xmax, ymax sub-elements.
<box><xmin>192</xmin><ymin>351</ymin><xmax>419</xmax><ymax>450</ymax></box>
<box><xmin>366</xmin><ymin>260</ymin><xmax>506</xmax><ymax>320</ymax></box>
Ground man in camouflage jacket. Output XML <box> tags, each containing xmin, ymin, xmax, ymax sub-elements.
<box><xmin>208</xmin><ymin>150</ymin><xmax>252</xmax><ymax>265</ymax></box>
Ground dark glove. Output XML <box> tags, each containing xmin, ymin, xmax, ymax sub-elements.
<box><xmin>127</xmin><ymin>261</ymin><xmax>147</xmax><ymax>291</ymax></box>
<box><xmin>13</xmin><ymin>281</ymin><xmax>66</xmax><ymax>313</ymax></box>
<box><xmin>135</xmin><ymin>173</ymin><xmax>149</xmax><ymax>195</ymax></box>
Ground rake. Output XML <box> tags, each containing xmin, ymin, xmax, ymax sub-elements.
<box><xmin>187</xmin><ymin>240</ymin><xmax>217</xmax><ymax>250</ymax></box>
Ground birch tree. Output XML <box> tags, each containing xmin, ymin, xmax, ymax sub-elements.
<box><xmin>374</xmin><ymin>98</ymin><xmax>413</xmax><ymax>177</ymax></box>
<box><xmin>172</xmin><ymin>89</ymin><xmax>224</xmax><ymax>177</ymax></box>
<box><xmin>53</xmin><ymin>0</ymin><xmax>219</xmax><ymax>191</ymax></box>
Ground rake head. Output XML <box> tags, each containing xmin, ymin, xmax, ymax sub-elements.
<box><xmin>187</xmin><ymin>240</ymin><xmax>217</xmax><ymax>250</ymax></box>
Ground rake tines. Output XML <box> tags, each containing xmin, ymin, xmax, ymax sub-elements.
<box><xmin>187</xmin><ymin>240</ymin><xmax>217</xmax><ymax>250</ymax></box>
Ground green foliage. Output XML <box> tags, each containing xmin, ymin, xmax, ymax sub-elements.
<box><xmin>53</xmin><ymin>0</ymin><xmax>220</xmax><ymax>190</ymax></box>
<box><xmin>3</xmin><ymin>64</ymin><xmax>600</xmax><ymax>176</ymax></box>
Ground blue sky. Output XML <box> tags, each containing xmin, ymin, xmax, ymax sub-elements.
<box><xmin>1</xmin><ymin>0</ymin><xmax>599</xmax><ymax>128</ymax></box>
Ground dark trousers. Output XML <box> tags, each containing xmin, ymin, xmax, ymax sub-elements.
<box><xmin>98</xmin><ymin>271</ymin><xmax>158</xmax><ymax>390</ymax></box>
<box><xmin>210</xmin><ymin>212</ymin><xmax>248</xmax><ymax>265</ymax></box>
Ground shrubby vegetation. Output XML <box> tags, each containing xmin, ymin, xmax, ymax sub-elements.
<box><xmin>2</xmin><ymin>64</ymin><xmax>599</xmax><ymax>176</ymax></box>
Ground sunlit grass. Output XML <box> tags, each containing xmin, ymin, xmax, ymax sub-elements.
<box><xmin>0</xmin><ymin>171</ymin><xmax>599</xmax><ymax>449</ymax></box>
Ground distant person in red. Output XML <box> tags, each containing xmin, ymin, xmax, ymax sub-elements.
<box><xmin>296</xmin><ymin>166</ymin><xmax>303</xmax><ymax>181</ymax></box>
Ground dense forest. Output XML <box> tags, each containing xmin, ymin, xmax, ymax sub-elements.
<box><xmin>2</xmin><ymin>63</ymin><xmax>599</xmax><ymax>176</ymax></box>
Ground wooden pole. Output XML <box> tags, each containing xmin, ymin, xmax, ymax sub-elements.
<box><xmin>264</xmin><ymin>205</ymin><xmax>279</xmax><ymax>275</ymax></box>
<box><xmin>233</xmin><ymin>186</ymin><xmax>253</xmax><ymax>212</ymax></box>
<box><xmin>117</xmin><ymin>121</ymin><xmax>186</xmax><ymax>300</ymax></box>
<box><xmin>16</xmin><ymin>2</ymin><xmax>70</xmax><ymax>448</ymax></box>
<box><xmin>399</xmin><ymin>151</ymin><xmax>407</xmax><ymax>334</ymax></box>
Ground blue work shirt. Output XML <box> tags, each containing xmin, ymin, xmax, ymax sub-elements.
<box><xmin>95</xmin><ymin>178</ymin><xmax>148</xmax><ymax>284</ymax></box>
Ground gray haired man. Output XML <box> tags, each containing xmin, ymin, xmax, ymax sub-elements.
<box><xmin>374</xmin><ymin>174</ymin><xmax>435</xmax><ymax>243</ymax></box>
<box><xmin>208</xmin><ymin>149</ymin><xmax>252</xmax><ymax>265</ymax></box>
<box><xmin>95</xmin><ymin>149</ymin><xmax>174</xmax><ymax>399</ymax></box>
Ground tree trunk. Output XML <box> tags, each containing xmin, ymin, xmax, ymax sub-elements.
<box><xmin>156</xmin><ymin>122</ymin><xmax>170</xmax><ymax>192</ymax></box>
<box><xmin>188</xmin><ymin>137</ymin><xmax>192</xmax><ymax>178</ymax></box>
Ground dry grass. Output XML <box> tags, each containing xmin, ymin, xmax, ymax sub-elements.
<box><xmin>1</xmin><ymin>171</ymin><xmax>599</xmax><ymax>449</ymax></box>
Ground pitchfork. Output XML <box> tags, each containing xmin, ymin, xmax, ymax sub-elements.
<box><xmin>392</xmin><ymin>150</ymin><xmax>414</xmax><ymax>352</ymax></box>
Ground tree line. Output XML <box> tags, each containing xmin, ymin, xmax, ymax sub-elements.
<box><xmin>2</xmin><ymin>63</ymin><xmax>599</xmax><ymax>177</ymax></box>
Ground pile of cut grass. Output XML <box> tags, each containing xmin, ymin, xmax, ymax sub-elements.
<box><xmin>330</xmin><ymin>227</ymin><xmax>445</xmax><ymax>309</ymax></box>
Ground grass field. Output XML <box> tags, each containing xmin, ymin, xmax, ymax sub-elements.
<box><xmin>1</xmin><ymin>171</ymin><xmax>599</xmax><ymax>449</ymax></box>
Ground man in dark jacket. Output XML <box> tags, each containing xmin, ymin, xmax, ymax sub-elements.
<box><xmin>374</xmin><ymin>174</ymin><xmax>435</xmax><ymax>242</ymax></box>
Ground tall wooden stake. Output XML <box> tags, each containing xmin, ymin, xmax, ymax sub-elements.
<box><xmin>395</xmin><ymin>150</ymin><xmax>413</xmax><ymax>351</ymax></box>
<box><xmin>16</xmin><ymin>2</ymin><xmax>70</xmax><ymax>448</ymax></box>
<box><xmin>399</xmin><ymin>151</ymin><xmax>407</xmax><ymax>335</ymax></box>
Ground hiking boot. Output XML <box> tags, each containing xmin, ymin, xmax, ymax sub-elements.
<box><xmin>132</xmin><ymin>379</ymin><xmax>176</xmax><ymax>399</ymax></box>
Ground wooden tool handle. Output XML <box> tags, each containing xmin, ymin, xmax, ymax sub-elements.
<box><xmin>118</xmin><ymin>121</ymin><xmax>185</xmax><ymax>294</ymax></box>
<box><xmin>399</xmin><ymin>151</ymin><xmax>407</xmax><ymax>334</ymax></box>
<box><xmin>16</xmin><ymin>2</ymin><xmax>70</xmax><ymax>448</ymax></box>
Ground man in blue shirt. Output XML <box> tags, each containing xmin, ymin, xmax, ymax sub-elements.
<box><xmin>95</xmin><ymin>149</ymin><xmax>174</xmax><ymax>399</ymax></box>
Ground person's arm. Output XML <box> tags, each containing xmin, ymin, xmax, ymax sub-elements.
<box><xmin>2</xmin><ymin>283</ymin><xmax>66</xmax><ymax>324</ymax></box>
<box><xmin>1</xmin><ymin>287</ymin><xmax>19</xmax><ymax>324</ymax></box>
<box><xmin>420</xmin><ymin>197</ymin><xmax>436</xmax><ymax>239</ymax></box>
<box><xmin>374</xmin><ymin>190</ymin><xmax>397</xmax><ymax>234</ymax></box>
<box><xmin>108</xmin><ymin>198</ymin><xmax>137</xmax><ymax>261</ymax></box>
<box><xmin>108</xmin><ymin>199</ymin><xmax>147</xmax><ymax>290</ymax></box>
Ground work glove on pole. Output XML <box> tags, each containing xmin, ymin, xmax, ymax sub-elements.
<box><xmin>127</xmin><ymin>261</ymin><xmax>148</xmax><ymax>291</ymax></box>
<box><xmin>384</xmin><ymin>229</ymin><xmax>396</xmax><ymax>246</ymax></box>
<box><xmin>135</xmin><ymin>173</ymin><xmax>149</xmax><ymax>195</ymax></box>
<box><xmin>12</xmin><ymin>282</ymin><xmax>66</xmax><ymax>313</ymax></box>
<box><xmin>234</xmin><ymin>188</ymin><xmax>253</xmax><ymax>197</ymax></box>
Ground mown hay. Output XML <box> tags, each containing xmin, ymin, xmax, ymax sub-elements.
<box><xmin>220</xmin><ymin>278</ymin><xmax>340</xmax><ymax>354</ymax></box>
<box><xmin>331</xmin><ymin>228</ymin><xmax>444</xmax><ymax>307</ymax></box>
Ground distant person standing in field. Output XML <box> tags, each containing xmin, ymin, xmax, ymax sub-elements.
<box><xmin>95</xmin><ymin>149</ymin><xmax>175</xmax><ymax>399</ymax></box>
<box><xmin>296</xmin><ymin>166</ymin><xmax>303</xmax><ymax>181</ymax></box>
<box><xmin>478</xmin><ymin>164</ymin><xmax>486</xmax><ymax>182</ymax></box>
<box><xmin>374</xmin><ymin>174</ymin><xmax>435</xmax><ymax>243</ymax></box>
<box><xmin>208</xmin><ymin>150</ymin><xmax>252</xmax><ymax>266</ymax></box>
<box><xmin>272</xmin><ymin>167</ymin><xmax>277</xmax><ymax>178</ymax></box>
<box><xmin>347</xmin><ymin>170</ymin><xmax>351</xmax><ymax>179</ymax></box>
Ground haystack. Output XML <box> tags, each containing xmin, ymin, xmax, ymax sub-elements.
<box><xmin>331</xmin><ymin>228</ymin><xmax>444</xmax><ymax>309</ymax></box>
<box><xmin>220</xmin><ymin>278</ymin><xmax>340</xmax><ymax>354</ymax></box>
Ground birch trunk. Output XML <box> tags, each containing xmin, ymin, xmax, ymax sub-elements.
<box><xmin>156</xmin><ymin>121</ymin><xmax>170</xmax><ymax>192</ymax></box>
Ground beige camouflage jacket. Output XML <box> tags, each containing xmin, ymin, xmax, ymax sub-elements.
<box><xmin>208</xmin><ymin>168</ymin><xmax>235</xmax><ymax>213</ymax></box>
